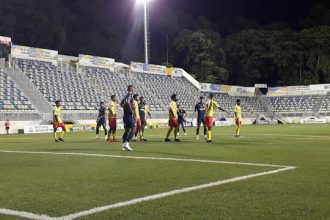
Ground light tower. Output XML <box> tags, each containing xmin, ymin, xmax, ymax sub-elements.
<box><xmin>137</xmin><ymin>0</ymin><xmax>151</xmax><ymax>64</ymax></box>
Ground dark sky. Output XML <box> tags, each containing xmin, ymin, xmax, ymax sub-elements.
<box><xmin>148</xmin><ymin>0</ymin><xmax>328</xmax><ymax>23</ymax></box>
<box><xmin>178</xmin><ymin>0</ymin><xmax>329</xmax><ymax>20</ymax></box>
<box><xmin>1</xmin><ymin>0</ymin><xmax>329</xmax><ymax>62</ymax></box>
<box><xmin>104</xmin><ymin>0</ymin><xmax>329</xmax><ymax>27</ymax></box>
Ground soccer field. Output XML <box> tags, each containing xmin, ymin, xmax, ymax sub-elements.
<box><xmin>0</xmin><ymin>124</ymin><xmax>329</xmax><ymax>220</ymax></box>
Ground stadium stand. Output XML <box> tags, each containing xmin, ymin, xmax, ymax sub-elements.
<box><xmin>77</xmin><ymin>67</ymin><xmax>199</xmax><ymax>112</ymax></box>
<box><xmin>11</xmin><ymin>58</ymin><xmax>200</xmax><ymax>113</ymax></box>
<box><xmin>267</xmin><ymin>95</ymin><xmax>320</xmax><ymax>114</ymax></box>
<box><xmin>13</xmin><ymin>58</ymin><xmax>100</xmax><ymax>111</ymax></box>
<box><xmin>319</xmin><ymin>92</ymin><xmax>330</xmax><ymax>113</ymax></box>
<box><xmin>0</xmin><ymin>69</ymin><xmax>35</xmax><ymax>112</ymax></box>
<box><xmin>135</xmin><ymin>71</ymin><xmax>199</xmax><ymax>111</ymax></box>
<box><xmin>200</xmin><ymin>92</ymin><xmax>265</xmax><ymax>113</ymax></box>
<box><xmin>2</xmin><ymin>44</ymin><xmax>329</xmax><ymax>121</ymax></box>
<box><xmin>10</xmin><ymin>56</ymin><xmax>328</xmax><ymax>117</ymax></box>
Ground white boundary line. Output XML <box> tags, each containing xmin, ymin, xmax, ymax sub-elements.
<box><xmin>59</xmin><ymin>166</ymin><xmax>295</xmax><ymax>220</ymax></box>
<box><xmin>0</xmin><ymin>150</ymin><xmax>296</xmax><ymax>220</ymax></box>
<box><xmin>1</xmin><ymin>133</ymin><xmax>329</xmax><ymax>141</ymax></box>
<box><xmin>0</xmin><ymin>208</ymin><xmax>54</xmax><ymax>220</ymax></box>
<box><xmin>0</xmin><ymin>150</ymin><xmax>288</xmax><ymax>168</ymax></box>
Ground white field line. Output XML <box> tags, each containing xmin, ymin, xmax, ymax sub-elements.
<box><xmin>244</xmin><ymin>133</ymin><xmax>330</xmax><ymax>139</ymax></box>
<box><xmin>1</xmin><ymin>133</ymin><xmax>330</xmax><ymax>141</ymax></box>
<box><xmin>59</xmin><ymin>166</ymin><xmax>295</xmax><ymax>220</ymax></box>
<box><xmin>226</xmin><ymin>136</ymin><xmax>330</xmax><ymax>141</ymax></box>
<box><xmin>0</xmin><ymin>150</ymin><xmax>289</xmax><ymax>168</ymax></box>
<box><xmin>0</xmin><ymin>150</ymin><xmax>296</xmax><ymax>220</ymax></box>
<box><xmin>0</xmin><ymin>208</ymin><xmax>54</xmax><ymax>220</ymax></box>
<box><xmin>89</xmin><ymin>133</ymin><xmax>330</xmax><ymax>140</ymax></box>
<box><xmin>75</xmin><ymin>134</ymin><xmax>330</xmax><ymax>142</ymax></box>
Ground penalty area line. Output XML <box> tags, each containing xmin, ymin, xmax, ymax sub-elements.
<box><xmin>0</xmin><ymin>150</ymin><xmax>296</xmax><ymax>220</ymax></box>
<box><xmin>0</xmin><ymin>167</ymin><xmax>296</xmax><ymax>220</ymax></box>
<box><xmin>59</xmin><ymin>166</ymin><xmax>296</xmax><ymax>220</ymax></box>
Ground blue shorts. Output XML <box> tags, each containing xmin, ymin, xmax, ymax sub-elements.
<box><xmin>97</xmin><ymin>118</ymin><xmax>106</xmax><ymax>127</ymax></box>
<box><xmin>123</xmin><ymin>115</ymin><xmax>136</xmax><ymax>129</ymax></box>
<box><xmin>178</xmin><ymin>118</ymin><xmax>186</xmax><ymax>124</ymax></box>
<box><xmin>141</xmin><ymin>118</ymin><xmax>147</xmax><ymax>126</ymax></box>
<box><xmin>197</xmin><ymin>117</ymin><xmax>206</xmax><ymax>126</ymax></box>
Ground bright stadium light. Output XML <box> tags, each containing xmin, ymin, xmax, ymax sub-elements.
<box><xmin>136</xmin><ymin>0</ymin><xmax>152</xmax><ymax>64</ymax></box>
<box><xmin>136</xmin><ymin>0</ymin><xmax>152</xmax><ymax>5</ymax></box>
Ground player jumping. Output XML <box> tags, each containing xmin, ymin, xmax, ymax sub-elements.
<box><xmin>53</xmin><ymin>100</ymin><xmax>66</xmax><ymax>142</ymax></box>
<box><xmin>96</xmin><ymin>102</ymin><xmax>107</xmax><ymax>140</ymax></box>
<box><xmin>194</xmin><ymin>96</ymin><xmax>207</xmax><ymax>140</ymax></box>
<box><xmin>165</xmin><ymin>94</ymin><xmax>180</xmax><ymax>142</ymax></box>
<box><xmin>107</xmin><ymin>95</ymin><xmax>117</xmax><ymax>142</ymax></box>
<box><xmin>205</xmin><ymin>94</ymin><xmax>229</xmax><ymax>143</ymax></box>
<box><xmin>121</xmin><ymin>85</ymin><xmax>135</xmax><ymax>151</ymax></box>
<box><xmin>234</xmin><ymin>99</ymin><xmax>242</xmax><ymax>138</ymax></box>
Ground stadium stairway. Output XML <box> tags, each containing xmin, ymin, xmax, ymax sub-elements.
<box><xmin>4</xmin><ymin>67</ymin><xmax>53</xmax><ymax>118</ymax></box>
<box><xmin>313</xmin><ymin>93</ymin><xmax>327</xmax><ymax>114</ymax></box>
<box><xmin>257</xmin><ymin>95</ymin><xmax>271</xmax><ymax>112</ymax></box>
<box><xmin>255</xmin><ymin>92</ymin><xmax>288</xmax><ymax>124</ymax></box>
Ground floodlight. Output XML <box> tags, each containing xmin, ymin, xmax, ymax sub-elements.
<box><xmin>135</xmin><ymin>0</ymin><xmax>153</xmax><ymax>64</ymax></box>
<box><xmin>136</xmin><ymin>0</ymin><xmax>151</xmax><ymax>4</ymax></box>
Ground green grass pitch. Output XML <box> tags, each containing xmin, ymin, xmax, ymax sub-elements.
<box><xmin>0</xmin><ymin>124</ymin><xmax>330</xmax><ymax>220</ymax></box>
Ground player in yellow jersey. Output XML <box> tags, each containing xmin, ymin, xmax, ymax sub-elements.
<box><xmin>234</xmin><ymin>99</ymin><xmax>242</xmax><ymax>138</ymax></box>
<box><xmin>132</xmin><ymin>94</ymin><xmax>141</xmax><ymax>141</ymax></box>
<box><xmin>107</xmin><ymin>95</ymin><xmax>117</xmax><ymax>142</ymax></box>
<box><xmin>165</xmin><ymin>94</ymin><xmax>180</xmax><ymax>142</ymax></box>
<box><xmin>134</xmin><ymin>96</ymin><xmax>151</xmax><ymax>141</ymax></box>
<box><xmin>53</xmin><ymin>100</ymin><xmax>66</xmax><ymax>142</ymax></box>
<box><xmin>205</xmin><ymin>94</ymin><xmax>229</xmax><ymax>142</ymax></box>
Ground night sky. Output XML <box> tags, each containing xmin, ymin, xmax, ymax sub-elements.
<box><xmin>91</xmin><ymin>0</ymin><xmax>330</xmax><ymax>32</ymax></box>
<box><xmin>147</xmin><ymin>0</ymin><xmax>329</xmax><ymax>24</ymax></box>
<box><xmin>1</xmin><ymin>0</ymin><xmax>329</xmax><ymax>85</ymax></box>
<box><xmin>1</xmin><ymin>0</ymin><xmax>329</xmax><ymax>62</ymax></box>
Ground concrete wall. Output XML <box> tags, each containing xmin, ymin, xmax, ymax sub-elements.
<box><xmin>0</xmin><ymin>121</ymin><xmax>40</xmax><ymax>134</ymax></box>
